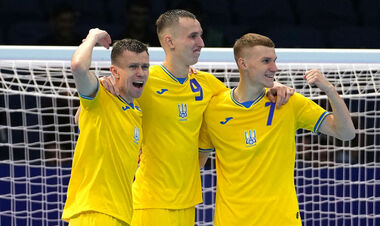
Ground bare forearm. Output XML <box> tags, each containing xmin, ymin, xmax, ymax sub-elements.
<box><xmin>304</xmin><ymin>69</ymin><xmax>355</xmax><ymax>141</ymax></box>
<box><xmin>72</xmin><ymin>28</ymin><xmax>111</xmax><ymax>74</ymax></box>
<box><xmin>324</xmin><ymin>86</ymin><xmax>355</xmax><ymax>140</ymax></box>
<box><xmin>71</xmin><ymin>29</ymin><xmax>111</xmax><ymax>97</ymax></box>
<box><xmin>71</xmin><ymin>37</ymin><xmax>97</xmax><ymax>74</ymax></box>
<box><xmin>71</xmin><ymin>37</ymin><xmax>98</xmax><ymax>97</ymax></box>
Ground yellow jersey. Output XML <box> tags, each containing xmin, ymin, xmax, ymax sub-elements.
<box><xmin>62</xmin><ymin>82</ymin><xmax>142</xmax><ymax>224</ymax></box>
<box><xmin>199</xmin><ymin>89</ymin><xmax>329</xmax><ymax>226</ymax></box>
<box><xmin>133</xmin><ymin>65</ymin><xmax>227</xmax><ymax>209</ymax></box>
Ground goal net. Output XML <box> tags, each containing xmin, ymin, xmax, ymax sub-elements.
<box><xmin>0</xmin><ymin>47</ymin><xmax>379</xmax><ymax>226</ymax></box>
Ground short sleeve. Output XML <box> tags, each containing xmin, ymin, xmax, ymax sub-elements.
<box><xmin>199</xmin><ymin>118</ymin><xmax>214</xmax><ymax>152</ymax></box>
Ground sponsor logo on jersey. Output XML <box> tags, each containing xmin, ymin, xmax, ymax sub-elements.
<box><xmin>244</xmin><ymin>129</ymin><xmax>257</xmax><ymax>147</ymax></box>
<box><xmin>156</xmin><ymin>89</ymin><xmax>168</xmax><ymax>94</ymax></box>
<box><xmin>122</xmin><ymin>105</ymin><xmax>130</xmax><ymax>111</ymax></box>
<box><xmin>220</xmin><ymin>117</ymin><xmax>233</xmax><ymax>125</ymax></box>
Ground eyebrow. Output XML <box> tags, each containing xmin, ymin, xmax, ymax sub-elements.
<box><xmin>262</xmin><ymin>56</ymin><xmax>277</xmax><ymax>61</ymax></box>
<box><xmin>189</xmin><ymin>30</ymin><xmax>203</xmax><ymax>36</ymax></box>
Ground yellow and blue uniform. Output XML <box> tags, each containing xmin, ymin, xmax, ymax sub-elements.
<box><xmin>62</xmin><ymin>82</ymin><xmax>142</xmax><ymax>225</ymax></box>
<box><xmin>132</xmin><ymin>65</ymin><xmax>227</xmax><ymax>211</ymax></box>
<box><xmin>199</xmin><ymin>88</ymin><xmax>329</xmax><ymax>226</ymax></box>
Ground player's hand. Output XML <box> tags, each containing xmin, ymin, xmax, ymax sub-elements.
<box><xmin>189</xmin><ymin>66</ymin><xmax>198</xmax><ymax>75</ymax></box>
<box><xmin>85</xmin><ymin>28</ymin><xmax>112</xmax><ymax>49</ymax></box>
<box><xmin>304</xmin><ymin>69</ymin><xmax>335</xmax><ymax>94</ymax></box>
<box><xmin>74</xmin><ymin>106</ymin><xmax>81</xmax><ymax>124</ymax></box>
<box><xmin>267</xmin><ymin>82</ymin><xmax>295</xmax><ymax>109</ymax></box>
<box><xmin>100</xmin><ymin>76</ymin><xmax>119</xmax><ymax>96</ymax></box>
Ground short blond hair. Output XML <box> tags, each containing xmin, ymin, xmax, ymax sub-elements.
<box><xmin>233</xmin><ymin>33</ymin><xmax>275</xmax><ymax>62</ymax></box>
<box><xmin>156</xmin><ymin>9</ymin><xmax>196</xmax><ymax>36</ymax></box>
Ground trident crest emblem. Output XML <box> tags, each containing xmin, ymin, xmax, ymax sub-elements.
<box><xmin>134</xmin><ymin>126</ymin><xmax>140</xmax><ymax>144</ymax></box>
<box><xmin>244</xmin><ymin>129</ymin><xmax>257</xmax><ymax>146</ymax></box>
<box><xmin>178</xmin><ymin>103</ymin><xmax>188</xmax><ymax>120</ymax></box>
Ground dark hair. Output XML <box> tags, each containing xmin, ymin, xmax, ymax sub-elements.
<box><xmin>111</xmin><ymin>39</ymin><xmax>148</xmax><ymax>65</ymax></box>
<box><xmin>233</xmin><ymin>33</ymin><xmax>275</xmax><ymax>62</ymax></box>
<box><xmin>156</xmin><ymin>9</ymin><xmax>196</xmax><ymax>35</ymax></box>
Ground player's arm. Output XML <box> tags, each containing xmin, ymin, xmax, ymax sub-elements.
<box><xmin>74</xmin><ymin>106</ymin><xmax>81</xmax><ymax>124</ymax></box>
<box><xmin>99</xmin><ymin>76</ymin><xmax>120</xmax><ymax>96</ymax></box>
<box><xmin>199</xmin><ymin>152</ymin><xmax>209</xmax><ymax>169</ymax></box>
<box><xmin>305</xmin><ymin>69</ymin><xmax>355</xmax><ymax>141</ymax></box>
<box><xmin>267</xmin><ymin>82</ymin><xmax>295</xmax><ymax>109</ymax></box>
<box><xmin>199</xmin><ymin>119</ymin><xmax>214</xmax><ymax>168</ymax></box>
<box><xmin>71</xmin><ymin>28</ymin><xmax>111</xmax><ymax>97</ymax></box>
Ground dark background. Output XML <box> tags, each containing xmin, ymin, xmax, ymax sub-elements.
<box><xmin>1</xmin><ymin>0</ymin><xmax>380</xmax><ymax>225</ymax></box>
<box><xmin>1</xmin><ymin>0</ymin><xmax>380</xmax><ymax>48</ymax></box>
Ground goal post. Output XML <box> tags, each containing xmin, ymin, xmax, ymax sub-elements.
<box><xmin>0</xmin><ymin>46</ymin><xmax>379</xmax><ymax>226</ymax></box>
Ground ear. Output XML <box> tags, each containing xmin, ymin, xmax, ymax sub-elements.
<box><xmin>164</xmin><ymin>34</ymin><xmax>175</xmax><ymax>49</ymax></box>
<box><xmin>110</xmin><ymin>65</ymin><xmax>120</xmax><ymax>80</ymax></box>
<box><xmin>237</xmin><ymin>57</ymin><xmax>247</xmax><ymax>70</ymax></box>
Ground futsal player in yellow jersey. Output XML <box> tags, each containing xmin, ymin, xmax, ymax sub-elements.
<box><xmin>98</xmin><ymin>10</ymin><xmax>293</xmax><ymax>225</ymax></box>
<box><xmin>62</xmin><ymin>28</ymin><xmax>149</xmax><ymax>225</ymax></box>
<box><xmin>132</xmin><ymin>63</ymin><xmax>226</xmax><ymax>207</ymax></box>
<box><xmin>130</xmin><ymin>10</ymin><xmax>227</xmax><ymax>225</ymax></box>
<box><xmin>199</xmin><ymin>33</ymin><xmax>355</xmax><ymax>226</ymax></box>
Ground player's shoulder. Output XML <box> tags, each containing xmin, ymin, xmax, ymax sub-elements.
<box><xmin>148</xmin><ymin>64</ymin><xmax>162</xmax><ymax>74</ymax></box>
<box><xmin>193</xmin><ymin>70</ymin><xmax>213</xmax><ymax>77</ymax></box>
<box><xmin>191</xmin><ymin>70</ymin><xmax>217</xmax><ymax>80</ymax></box>
<box><xmin>290</xmin><ymin>91</ymin><xmax>308</xmax><ymax>102</ymax></box>
<box><xmin>204</xmin><ymin>89</ymin><xmax>231</xmax><ymax>117</ymax></box>
<box><xmin>279</xmin><ymin>91</ymin><xmax>313</xmax><ymax>111</ymax></box>
<box><xmin>209</xmin><ymin>89</ymin><xmax>231</xmax><ymax>106</ymax></box>
<box><xmin>190</xmin><ymin>70</ymin><xmax>224</xmax><ymax>89</ymax></box>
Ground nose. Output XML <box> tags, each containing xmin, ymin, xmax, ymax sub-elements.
<box><xmin>136</xmin><ymin>66</ymin><xmax>144</xmax><ymax>76</ymax></box>
<box><xmin>197</xmin><ymin>36</ymin><xmax>204</xmax><ymax>48</ymax></box>
<box><xmin>271</xmin><ymin>62</ymin><xmax>278</xmax><ymax>72</ymax></box>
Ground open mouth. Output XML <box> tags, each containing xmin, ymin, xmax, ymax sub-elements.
<box><xmin>264</xmin><ymin>74</ymin><xmax>274</xmax><ymax>79</ymax></box>
<box><xmin>132</xmin><ymin>81</ymin><xmax>144</xmax><ymax>88</ymax></box>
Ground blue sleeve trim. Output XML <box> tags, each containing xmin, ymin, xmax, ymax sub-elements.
<box><xmin>314</xmin><ymin>111</ymin><xmax>331</xmax><ymax>134</ymax></box>
<box><xmin>78</xmin><ymin>78</ymin><xmax>99</xmax><ymax>100</ymax></box>
<box><xmin>199</xmin><ymin>148</ymin><xmax>214</xmax><ymax>153</ymax></box>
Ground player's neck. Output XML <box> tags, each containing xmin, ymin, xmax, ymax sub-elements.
<box><xmin>119</xmin><ymin>92</ymin><xmax>133</xmax><ymax>104</ymax></box>
<box><xmin>234</xmin><ymin>83</ymin><xmax>265</xmax><ymax>103</ymax></box>
<box><xmin>162</xmin><ymin>59</ymin><xmax>189</xmax><ymax>78</ymax></box>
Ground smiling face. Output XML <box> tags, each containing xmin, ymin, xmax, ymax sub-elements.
<box><xmin>111</xmin><ymin>50</ymin><xmax>149</xmax><ymax>103</ymax></box>
<box><xmin>239</xmin><ymin>45</ymin><xmax>278</xmax><ymax>88</ymax></box>
<box><xmin>233</xmin><ymin>33</ymin><xmax>277</xmax><ymax>89</ymax></box>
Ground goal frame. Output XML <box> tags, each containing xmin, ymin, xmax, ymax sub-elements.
<box><xmin>0</xmin><ymin>46</ymin><xmax>379</xmax><ymax>226</ymax></box>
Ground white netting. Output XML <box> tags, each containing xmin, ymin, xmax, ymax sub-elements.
<box><xmin>196</xmin><ymin>62</ymin><xmax>380</xmax><ymax>226</ymax></box>
<box><xmin>0</xmin><ymin>48</ymin><xmax>379</xmax><ymax>226</ymax></box>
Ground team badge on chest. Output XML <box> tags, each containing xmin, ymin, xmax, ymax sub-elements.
<box><xmin>178</xmin><ymin>103</ymin><xmax>188</xmax><ymax>121</ymax></box>
<box><xmin>244</xmin><ymin>129</ymin><xmax>257</xmax><ymax>147</ymax></box>
<box><xmin>134</xmin><ymin>126</ymin><xmax>140</xmax><ymax>144</ymax></box>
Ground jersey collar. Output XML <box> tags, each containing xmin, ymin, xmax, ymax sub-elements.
<box><xmin>230</xmin><ymin>88</ymin><xmax>266</xmax><ymax>108</ymax></box>
<box><xmin>160</xmin><ymin>64</ymin><xmax>189</xmax><ymax>84</ymax></box>
<box><xmin>117</xmin><ymin>95</ymin><xmax>135</xmax><ymax>109</ymax></box>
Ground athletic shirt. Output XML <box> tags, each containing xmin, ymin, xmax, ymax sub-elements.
<box><xmin>62</xmin><ymin>82</ymin><xmax>142</xmax><ymax>224</ymax></box>
<box><xmin>133</xmin><ymin>65</ymin><xmax>227</xmax><ymax>209</ymax></box>
<box><xmin>199</xmin><ymin>89</ymin><xmax>329</xmax><ymax>225</ymax></box>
